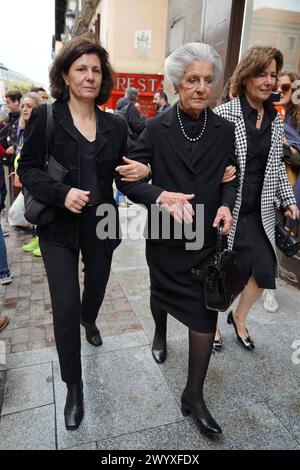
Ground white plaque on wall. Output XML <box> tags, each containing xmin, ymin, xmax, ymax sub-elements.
<box><xmin>135</xmin><ymin>30</ymin><xmax>152</xmax><ymax>50</ymax></box>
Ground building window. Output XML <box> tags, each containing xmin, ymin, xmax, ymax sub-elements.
<box><xmin>287</xmin><ymin>36</ymin><xmax>296</xmax><ymax>50</ymax></box>
<box><xmin>241</xmin><ymin>0</ymin><xmax>300</xmax><ymax>74</ymax></box>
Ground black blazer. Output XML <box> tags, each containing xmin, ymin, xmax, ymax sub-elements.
<box><xmin>116</xmin><ymin>105</ymin><xmax>238</xmax><ymax>248</ymax></box>
<box><xmin>18</xmin><ymin>101</ymin><xmax>127</xmax><ymax>250</ymax></box>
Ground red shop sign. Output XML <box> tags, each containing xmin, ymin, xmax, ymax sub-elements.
<box><xmin>114</xmin><ymin>73</ymin><xmax>164</xmax><ymax>94</ymax></box>
<box><xmin>104</xmin><ymin>73</ymin><xmax>164</xmax><ymax>118</ymax></box>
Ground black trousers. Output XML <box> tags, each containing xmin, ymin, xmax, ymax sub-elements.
<box><xmin>40</xmin><ymin>206</ymin><xmax>112</xmax><ymax>383</ymax></box>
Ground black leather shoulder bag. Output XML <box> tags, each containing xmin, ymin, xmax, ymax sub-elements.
<box><xmin>23</xmin><ymin>104</ymin><xmax>68</xmax><ymax>226</ymax></box>
<box><xmin>275</xmin><ymin>217</ymin><xmax>300</xmax><ymax>257</ymax></box>
<box><xmin>192</xmin><ymin>222</ymin><xmax>245</xmax><ymax>312</ymax></box>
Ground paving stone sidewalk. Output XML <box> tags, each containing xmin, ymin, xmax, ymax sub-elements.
<box><xmin>0</xmin><ymin>209</ymin><xmax>300</xmax><ymax>450</ymax></box>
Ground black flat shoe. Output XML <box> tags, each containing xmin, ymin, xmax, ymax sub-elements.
<box><xmin>227</xmin><ymin>311</ymin><xmax>254</xmax><ymax>351</ymax></box>
<box><xmin>64</xmin><ymin>380</ymin><xmax>84</xmax><ymax>430</ymax></box>
<box><xmin>81</xmin><ymin>320</ymin><xmax>102</xmax><ymax>347</ymax></box>
<box><xmin>181</xmin><ymin>393</ymin><xmax>222</xmax><ymax>436</ymax></box>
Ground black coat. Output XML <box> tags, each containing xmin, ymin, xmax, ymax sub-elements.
<box><xmin>116</xmin><ymin>105</ymin><xmax>238</xmax><ymax>248</ymax></box>
<box><xmin>18</xmin><ymin>101</ymin><xmax>127</xmax><ymax>250</ymax></box>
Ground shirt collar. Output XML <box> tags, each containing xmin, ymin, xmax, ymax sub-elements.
<box><xmin>240</xmin><ymin>94</ymin><xmax>277</xmax><ymax>121</ymax></box>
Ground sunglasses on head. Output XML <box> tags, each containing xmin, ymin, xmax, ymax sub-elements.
<box><xmin>280</xmin><ymin>82</ymin><xmax>292</xmax><ymax>93</ymax></box>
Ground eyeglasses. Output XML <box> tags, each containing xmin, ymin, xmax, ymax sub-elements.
<box><xmin>279</xmin><ymin>83</ymin><xmax>292</xmax><ymax>93</ymax></box>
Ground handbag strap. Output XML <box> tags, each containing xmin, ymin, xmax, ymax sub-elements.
<box><xmin>45</xmin><ymin>103</ymin><xmax>54</xmax><ymax>167</ymax></box>
<box><xmin>215</xmin><ymin>221</ymin><xmax>224</xmax><ymax>258</ymax></box>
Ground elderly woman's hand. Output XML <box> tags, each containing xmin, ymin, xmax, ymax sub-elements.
<box><xmin>213</xmin><ymin>205</ymin><xmax>233</xmax><ymax>235</ymax></box>
<box><xmin>159</xmin><ymin>191</ymin><xmax>195</xmax><ymax>224</ymax></box>
<box><xmin>222</xmin><ymin>165</ymin><xmax>236</xmax><ymax>183</ymax></box>
<box><xmin>65</xmin><ymin>188</ymin><xmax>90</xmax><ymax>214</ymax></box>
<box><xmin>116</xmin><ymin>157</ymin><xmax>150</xmax><ymax>181</ymax></box>
<box><xmin>284</xmin><ymin>204</ymin><xmax>299</xmax><ymax>220</ymax></box>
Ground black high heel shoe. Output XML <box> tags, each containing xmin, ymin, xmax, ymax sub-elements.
<box><xmin>181</xmin><ymin>393</ymin><xmax>222</xmax><ymax>436</ymax></box>
<box><xmin>152</xmin><ymin>343</ymin><xmax>167</xmax><ymax>363</ymax></box>
<box><xmin>64</xmin><ymin>380</ymin><xmax>84</xmax><ymax>430</ymax></box>
<box><xmin>151</xmin><ymin>332</ymin><xmax>167</xmax><ymax>364</ymax></box>
<box><xmin>212</xmin><ymin>332</ymin><xmax>222</xmax><ymax>352</ymax></box>
<box><xmin>227</xmin><ymin>311</ymin><xmax>254</xmax><ymax>351</ymax></box>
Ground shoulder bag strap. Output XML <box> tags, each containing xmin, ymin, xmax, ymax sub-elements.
<box><xmin>45</xmin><ymin>103</ymin><xmax>54</xmax><ymax>167</ymax></box>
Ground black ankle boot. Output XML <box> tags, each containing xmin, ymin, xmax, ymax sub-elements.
<box><xmin>151</xmin><ymin>330</ymin><xmax>167</xmax><ymax>364</ymax></box>
<box><xmin>181</xmin><ymin>392</ymin><xmax>222</xmax><ymax>436</ymax></box>
<box><xmin>64</xmin><ymin>380</ymin><xmax>84</xmax><ymax>430</ymax></box>
<box><xmin>81</xmin><ymin>320</ymin><xmax>102</xmax><ymax>347</ymax></box>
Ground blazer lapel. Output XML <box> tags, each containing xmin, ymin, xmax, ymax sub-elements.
<box><xmin>55</xmin><ymin>102</ymin><xmax>79</xmax><ymax>142</ymax></box>
<box><xmin>230</xmin><ymin>98</ymin><xmax>247</xmax><ymax>177</ymax></box>
<box><xmin>162</xmin><ymin>106</ymin><xmax>195</xmax><ymax>174</ymax></box>
<box><xmin>264</xmin><ymin>115</ymin><xmax>280</xmax><ymax>181</ymax></box>
<box><xmin>54</xmin><ymin>102</ymin><xmax>112</xmax><ymax>159</ymax></box>
<box><xmin>94</xmin><ymin>108</ymin><xmax>112</xmax><ymax>160</ymax></box>
<box><xmin>192</xmin><ymin>108</ymin><xmax>222</xmax><ymax>166</ymax></box>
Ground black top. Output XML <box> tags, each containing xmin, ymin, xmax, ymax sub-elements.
<box><xmin>117</xmin><ymin>105</ymin><xmax>237</xmax><ymax>247</ymax></box>
<box><xmin>76</xmin><ymin>128</ymin><xmax>101</xmax><ymax>205</ymax></box>
<box><xmin>178</xmin><ymin>107</ymin><xmax>207</xmax><ymax>163</ymax></box>
<box><xmin>240</xmin><ymin>95</ymin><xmax>277</xmax><ymax>214</ymax></box>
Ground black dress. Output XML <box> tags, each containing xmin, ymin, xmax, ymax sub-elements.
<box><xmin>233</xmin><ymin>96</ymin><xmax>276</xmax><ymax>289</ymax></box>
<box><xmin>146</xmin><ymin>109</ymin><xmax>218</xmax><ymax>333</ymax></box>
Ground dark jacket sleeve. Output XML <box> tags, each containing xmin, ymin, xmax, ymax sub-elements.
<box><xmin>220</xmin><ymin>124</ymin><xmax>239</xmax><ymax>211</ymax></box>
<box><xmin>128</xmin><ymin>105</ymin><xmax>146</xmax><ymax>135</ymax></box>
<box><xmin>115</xmin><ymin>125</ymin><xmax>164</xmax><ymax>205</ymax></box>
<box><xmin>18</xmin><ymin>107</ymin><xmax>72</xmax><ymax>209</ymax></box>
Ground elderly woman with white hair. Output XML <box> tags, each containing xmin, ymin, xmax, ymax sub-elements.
<box><xmin>116</xmin><ymin>42</ymin><xmax>238</xmax><ymax>435</ymax></box>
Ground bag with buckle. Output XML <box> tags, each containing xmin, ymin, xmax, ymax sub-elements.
<box><xmin>23</xmin><ymin>104</ymin><xmax>68</xmax><ymax>226</ymax></box>
<box><xmin>275</xmin><ymin>217</ymin><xmax>300</xmax><ymax>257</ymax></box>
<box><xmin>192</xmin><ymin>222</ymin><xmax>245</xmax><ymax>312</ymax></box>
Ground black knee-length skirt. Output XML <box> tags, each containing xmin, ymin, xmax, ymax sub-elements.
<box><xmin>233</xmin><ymin>211</ymin><xmax>276</xmax><ymax>289</ymax></box>
<box><xmin>146</xmin><ymin>241</ymin><xmax>218</xmax><ymax>333</ymax></box>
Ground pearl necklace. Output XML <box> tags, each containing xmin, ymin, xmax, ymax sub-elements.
<box><xmin>176</xmin><ymin>104</ymin><xmax>207</xmax><ymax>142</ymax></box>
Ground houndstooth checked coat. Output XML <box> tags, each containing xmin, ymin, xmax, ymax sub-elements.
<box><xmin>214</xmin><ymin>97</ymin><xmax>296</xmax><ymax>268</ymax></box>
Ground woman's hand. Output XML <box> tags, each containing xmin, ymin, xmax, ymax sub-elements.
<box><xmin>6</xmin><ymin>146</ymin><xmax>15</xmax><ymax>156</ymax></box>
<box><xmin>64</xmin><ymin>188</ymin><xmax>90</xmax><ymax>214</ymax></box>
<box><xmin>213</xmin><ymin>205</ymin><xmax>233</xmax><ymax>235</ymax></box>
<box><xmin>284</xmin><ymin>204</ymin><xmax>299</xmax><ymax>220</ymax></box>
<box><xmin>222</xmin><ymin>165</ymin><xmax>236</xmax><ymax>183</ymax></box>
<box><xmin>116</xmin><ymin>157</ymin><xmax>150</xmax><ymax>181</ymax></box>
<box><xmin>159</xmin><ymin>191</ymin><xmax>195</xmax><ymax>224</ymax></box>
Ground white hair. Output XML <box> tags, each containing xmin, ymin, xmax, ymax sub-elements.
<box><xmin>165</xmin><ymin>42</ymin><xmax>222</xmax><ymax>85</ymax></box>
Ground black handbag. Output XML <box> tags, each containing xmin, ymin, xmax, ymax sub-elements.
<box><xmin>23</xmin><ymin>104</ymin><xmax>68</xmax><ymax>226</ymax></box>
<box><xmin>192</xmin><ymin>222</ymin><xmax>245</xmax><ymax>312</ymax></box>
<box><xmin>275</xmin><ymin>217</ymin><xmax>300</xmax><ymax>257</ymax></box>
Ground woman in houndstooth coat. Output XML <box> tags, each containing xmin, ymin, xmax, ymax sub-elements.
<box><xmin>214</xmin><ymin>46</ymin><xmax>299</xmax><ymax>351</ymax></box>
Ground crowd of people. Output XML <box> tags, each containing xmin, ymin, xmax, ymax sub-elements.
<box><xmin>0</xmin><ymin>35</ymin><xmax>300</xmax><ymax>436</ymax></box>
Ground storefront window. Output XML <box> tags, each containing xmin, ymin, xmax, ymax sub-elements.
<box><xmin>241</xmin><ymin>0</ymin><xmax>300</xmax><ymax>73</ymax></box>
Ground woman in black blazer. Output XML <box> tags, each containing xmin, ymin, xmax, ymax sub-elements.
<box><xmin>18</xmin><ymin>37</ymin><xmax>148</xmax><ymax>431</ymax></box>
<box><xmin>117</xmin><ymin>42</ymin><xmax>238</xmax><ymax>435</ymax></box>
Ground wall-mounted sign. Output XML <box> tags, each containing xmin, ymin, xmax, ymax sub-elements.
<box><xmin>134</xmin><ymin>30</ymin><xmax>152</xmax><ymax>50</ymax></box>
